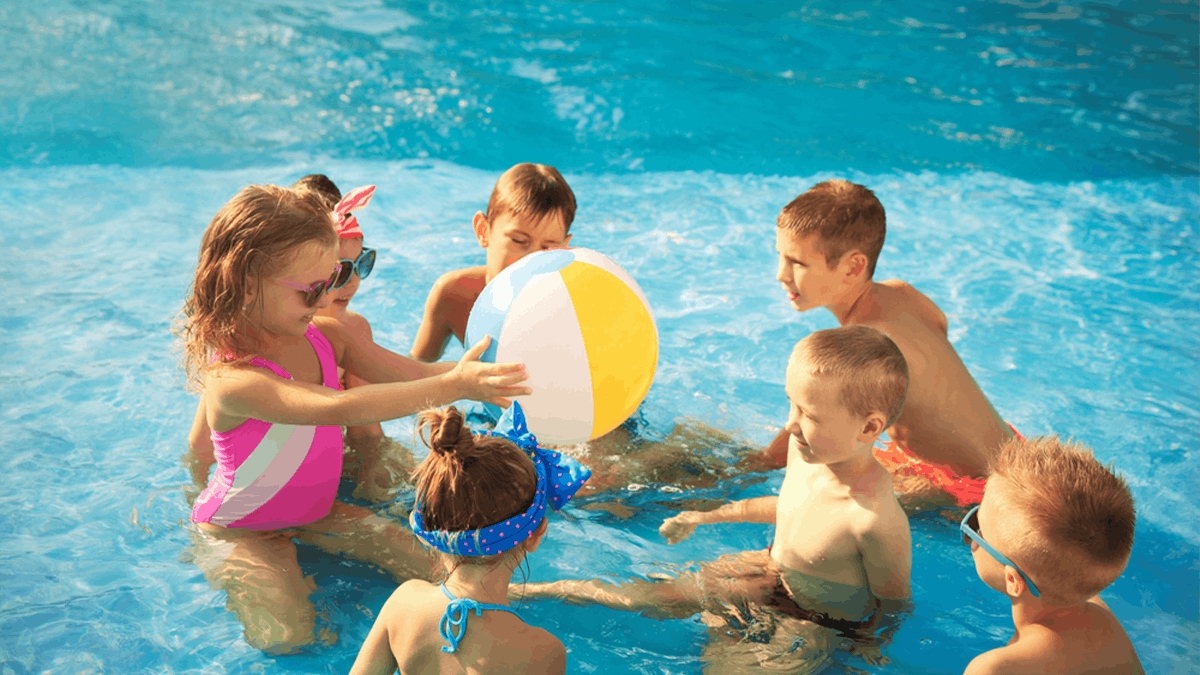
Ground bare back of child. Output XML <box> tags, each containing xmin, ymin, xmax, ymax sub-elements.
<box><xmin>521</xmin><ymin>327</ymin><xmax>913</xmax><ymax>671</ymax></box>
<box><xmin>350</xmin><ymin>405</ymin><xmax>579</xmax><ymax>675</ymax></box>
<box><xmin>749</xmin><ymin>179</ymin><xmax>1015</xmax><ymax>508</ymax></box>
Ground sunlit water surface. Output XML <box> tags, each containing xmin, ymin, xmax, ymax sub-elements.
<box><xmin>0</xmin><ymin>1</ymin><xmax>1196</xmax><ymax>673</ymax></box>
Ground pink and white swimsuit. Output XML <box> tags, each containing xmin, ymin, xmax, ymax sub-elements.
<box><xmin>192</xmin><ymin>324</ymin><xmax>344</xmax><ymax>530</ymax></box>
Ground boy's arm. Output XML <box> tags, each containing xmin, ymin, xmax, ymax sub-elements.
<box><xmin>857</xmin><ymin>509</ymin><xmax>912</xmax><ymax>608</ymax></box>
<box><xmin>410</xmin><ymin>274</ymin><xmax>458</xmax><ymax>362</ymax></box>
<box><xmin>734</xmin><ymin>428</ymin><xmax>790</xmax><ymax>473</ymax></box>
<box><xmin>660</xmin><ymin>496</ymin><xmax>777</xmax><ymax>544</ymax></box>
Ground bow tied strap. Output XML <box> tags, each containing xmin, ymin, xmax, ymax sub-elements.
<box><xmin>439</xmin><ymin>597</ymin><xmax>484</xmax><ymax>653</ymax></box>
<box><xmin>333</xmin><ymin>184</ymin><xmax>375</xmax><ymax>238</ymax></box>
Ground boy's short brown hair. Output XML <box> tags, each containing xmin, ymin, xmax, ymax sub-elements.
<box><xmin>990</xmin><ymin>436</ymin><xmax>1136</xmax><ymax>607</ymax></box>
<box><xmin>292</xmin><ymin>174</ymin><xmax>342</xmax><ymax>210</ymax></box>
<box><xmin>486</xmin><ymin>163</ymin><xmax>577</xmax><ymax>232</ymax></box>
<box><xmin>791</xmin><ymin>325</ymin><xmax>909</xmax><ymax>428</ymax></box>
<box><xmin>777</xmin><ymin>180</ymin><xmax>886</xmax><ymax>278</ymax></box>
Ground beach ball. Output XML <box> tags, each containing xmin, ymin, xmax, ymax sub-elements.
<box><xmin>466</xmin><ymin>248</ymin><xmax>658</xmax><ymax>445</ymax></box>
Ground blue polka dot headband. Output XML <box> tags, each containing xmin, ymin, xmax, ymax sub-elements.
<box><xmin>410</xmin><ymin>401</ymin><xmax>592</xmax><ymax>557</ymax></box>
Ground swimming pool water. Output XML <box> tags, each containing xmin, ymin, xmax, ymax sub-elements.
<box><xmin>1</xmin><ymin>1</ymin><xmax>1196</xmax><ymax>674</ymax></box>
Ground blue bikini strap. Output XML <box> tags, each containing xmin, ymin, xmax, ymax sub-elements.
<box><xmin>438</xmin><ymin>584</ymin><xmax>525</xmax><ymax>654</ymax></box>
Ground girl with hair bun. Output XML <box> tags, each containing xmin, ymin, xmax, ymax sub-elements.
<box><xmin>350</xmin><ymin>403</ymin><xmax>590</xmax><ymax>675</ymax></box>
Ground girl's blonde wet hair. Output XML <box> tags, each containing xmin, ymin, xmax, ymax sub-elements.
<box><xmin>175</xmin><ymin>184</ymin><xmax>336</xmax><ymax>390</ymax></box>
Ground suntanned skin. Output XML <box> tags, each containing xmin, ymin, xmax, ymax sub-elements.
<box><xmin>518</xmin><ymin>358</ymin><xmax>912</xmax><ymax>670</ymax></box>
<box><xmin>748</xmin><ymin>230</ymin><xmax>1012</xmax><ymax>479</ymax></box>
<box><xmin>187</xmin><ymin>235</ymin><xmax>402</xmax><ymax>500</ymax></box>
<box><xmin>964</xmin><ymin>477</ymin><xmax>1143</xmax><ymax>675</ymax></box>
<box><xmin>184</xmin><ymin>243</ymin><xmax>530</xmax><ymax>654</ymax></box>
<box><xmin>350</xmin><ymin>522</ymin><xmax>566</xmax><ymax>675</ymax></box>
<box><xmin>662</xmin><ymin>365</ymin><xmax>911</xmax><ymax>622</ymax></box>
<box><xmin>411</xmin><ymin>210</ymin><xmax>570</xmax><ymax>362</ymax></box>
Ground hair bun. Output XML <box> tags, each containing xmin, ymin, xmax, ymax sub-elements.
<box><xmin>422</xmin><ymin>406</ymin><xmax>477</xmax><ymax>465</ymax></box>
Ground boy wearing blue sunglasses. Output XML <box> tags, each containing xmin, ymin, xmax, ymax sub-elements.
<box><xmin>962</xmin><ymin>436</ymin><xmax>1143</xmax><ymax>675</ymax></box>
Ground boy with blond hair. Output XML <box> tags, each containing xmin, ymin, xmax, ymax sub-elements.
<box><xmin>747</xmin><ymin>179</ymin><xmax>1016</xmax><ymax>506</ymax></box>
<box><xmin>521</xmin><ymin>326</ymin><xmax>912</xmax><ymax>666</ymax></box>
<box><xmin>960</xmin><ymin>436</ymin><xmax>1142</xmax><ymax>674</ymax></box>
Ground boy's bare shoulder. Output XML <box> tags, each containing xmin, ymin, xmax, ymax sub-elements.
<box><xmin>430</xmin><ymin>266</ymin><xmax>487</xmax><ymax>304</ymax></box>
<box><xmin>965</xmin><ymin>608</ymin><xmax>1143</xmax><ymax>675</ymax></box>
<box><xmin>964</xmin><ymin>631</ymin><xmax>1064</xmax><ymax>675</ymax></box>
<box><xmin>867</xmin><ymin>280</ymin><xmax>949</xmax><ymax>336</ymax></box>
<box><xmin>850</xmin><ymin>465</ymin><xmax>908</xmax><ymax>531</ymax></box>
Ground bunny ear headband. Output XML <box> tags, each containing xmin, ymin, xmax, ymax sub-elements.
<box><xmin>333</xmin><ymin>184</ymin><xmax>375</xmax><ymax>238</ymax></box>
<box><xmin>409</xmin><ymin>402</ymin><xmax>592</xmax><ymax>557</ymax></box>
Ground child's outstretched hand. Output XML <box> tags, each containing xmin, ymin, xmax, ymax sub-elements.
<box><xmin>451</xmin><ymin>335</ymin><xmax>530</xmax><ymax>407</ymax></box>
<box><xmin>659</xmin><ymin>512</ymin><xmax>701</xmax><ymax>544</ymax></box>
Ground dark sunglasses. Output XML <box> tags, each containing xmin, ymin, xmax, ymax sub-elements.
<box><xmin>276</xmin><ymin>260</ymin><xmax>353</xmax><ymax>307</ymax></box>
<box><xmin>338</xmin><ymin>247</ymin><xmax>376</xmax><ymax>283</ymax></box>
<box><xmin>960</xmin><ymin>506</ymin><xmax>1041</xmax><ymax>597</ymax></box>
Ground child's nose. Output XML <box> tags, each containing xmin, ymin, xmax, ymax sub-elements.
<box><xmin>775</xmin><ymin>256</ymin><xmax>790</xmax><ymax>283</ymax></box>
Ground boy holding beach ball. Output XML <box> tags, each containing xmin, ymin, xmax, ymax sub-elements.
<box><xmin>410</xmin><ymin>163</ymin><xmax>575</xmax><ymax>362</ymax></box>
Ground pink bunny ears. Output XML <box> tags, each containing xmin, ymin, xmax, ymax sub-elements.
<box><xmin>334</xmin><ymin>184</ymin><xmax>375</xmax><ymax>238</ymax></box>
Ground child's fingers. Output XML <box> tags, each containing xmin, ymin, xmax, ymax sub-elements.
<box><xmin>488</xmin><ymin>382</ymin><xmax>532</xmax><ymax>397</ymax></box>
<box><xmin>461</xmin><ymin>335</ymin><xmax>492</xmax><ymax>362</ymax></box>
<box><xmin>485</xmin><ymin>397</ymin><xmax>513</xmax><ymax>408</ymax></box>
<box><xmin>484</xmin><ymin>369</ymin><xmax>529</xmax><ymax>387</ymax></box>
<box><xmin>485</xmin><ymin>360</ymin><xmax>526</xmax><ymax>375</ymax></box>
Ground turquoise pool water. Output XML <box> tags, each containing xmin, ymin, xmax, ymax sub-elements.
<box><xmin>1</xmin><ymin>1</ymin><xmax>1196</xmax><ymax>673</ymax></box>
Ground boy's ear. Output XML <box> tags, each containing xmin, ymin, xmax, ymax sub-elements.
<box><xmin>472</xmin><ymin>211</ymin><xmax>491</xmax><ymax>247</ymax></box>
<box><xmin>840</xmin><ymin>250</ymin><xmax>869</xmax><ymax>281</ymax></box>
<box><xmin>563</xmin><ymin>233</ymin><xmax>572</xmax><ymax>247</ymax></box>
<box><xmin>858</xmin><ymin>411</ymin><xmax>887</xmax><ymax>441</ymax></box>
<box><xmin>1003</xmin><ymin>566</ymin><xmax>1026</xmax><ymax>599</ymax></box>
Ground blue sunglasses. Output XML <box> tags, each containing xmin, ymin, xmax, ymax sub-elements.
<box><xmin>339</xmin><ymin>247</ymin><xmax>376</xmax><ymax>282</ymax></box>
<box><xmin>960</xmin><ymin>505</ymin><xmax>1041</xmax><ymax>597</ymax></box>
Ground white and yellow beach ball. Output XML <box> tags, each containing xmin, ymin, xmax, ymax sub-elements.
<box><xmin>466</xmin><ymin>248</ymin><xmax>658</xmax><ymax>445</ymax></box>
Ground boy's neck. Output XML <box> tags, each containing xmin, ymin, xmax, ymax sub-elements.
<box><xmin>1010</xmin><ymin>594</ymin><xmax>1089</xmax><ymax>631</ymax></box>
<box><xmin>825</xmin><ymin>278</ymin><xmax>875</xmax><ymax>325</ymax></box>
<box><xmin>809</xmin><ymin>445</ymin><xmax>882</xmax><ymax>488</ymax></box>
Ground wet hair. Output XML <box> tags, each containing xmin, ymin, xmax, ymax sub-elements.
<box><xmin>988</xmin><ymin>436</ymin><xmax>1136</xmax><ymax>607</ymax></box>
<box><xmin>292</xmin><ymin>174</ymin><xmax>342</xmax><ymax>210</ymax></box>
<box><xmin>486</xmin><ymin>163</ymin><xmax>577</xmax><ymax>233</ymax></box>
<box><xmin>777</xmin><ymin>180</ymin><xmax>886</xmax><ymax>278</ymax></box>
<box><xmin>790</xmin><ymin>325</ymin><xmax>909</xmax><ymax>428</ymax></box>
<box><xmin>413</xmin><ymin>406</ymin><xmax>540</xmax><ymax>567</ymax></box>
<box><xmin>175</xmin><ymin>184</ymin><xmax>336</xmax><ymax>389</ymax></box>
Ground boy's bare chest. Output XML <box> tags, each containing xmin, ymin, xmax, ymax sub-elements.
<box><xmin>774</xmin><ymin>488</ymin><xmax>866</xmax><ymax>581</ymax></box>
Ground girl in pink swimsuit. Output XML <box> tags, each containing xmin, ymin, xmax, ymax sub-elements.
<box><xmin>177</xmin><ymin>183</ymin><xmax>530</xmax><ymax>654</ymax></box>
